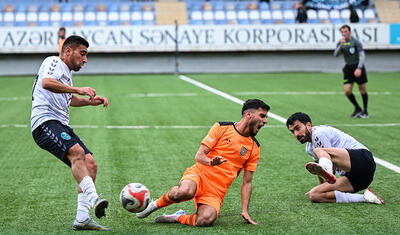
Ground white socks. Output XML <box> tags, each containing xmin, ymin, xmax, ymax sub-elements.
<box><xmin>79</xmin><ymin>176</ymin><xmax>99</xmax><ymax>208</ymax></box>
<box><xmin>319</xmin><ymin>157</ymin><xmax>333</xmax><ymax>174</ymax></box>
<box><xmin>76</xmin><ymin>193</ymin><xmax>91</xmax><ymax>222</ymax></box>
<box><xmin>334</xmin><ymin>191</ymin><xmax>365</xmax><ymax>203</ymax></box>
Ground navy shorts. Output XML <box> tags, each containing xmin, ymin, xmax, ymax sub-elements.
<box><xmin>344</xmin><ymin>149</ymin><xmax>375</xmax><ymax>193</ymax></box>
<box><xmin>343</xmin><ymin>64</ymin><xmax>368</xmax><ymax>85</ymax></box>
<box><xmin>32</xmin><ymin>120</ymin><xmax>92</xmax><ymax>167</ymax></box>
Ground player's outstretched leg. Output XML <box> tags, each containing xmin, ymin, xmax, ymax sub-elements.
<box><xmin>363</xmin><ymin>188</ymin><xmax>385</xmax><ymax>204</ymax></box>
<box><xmin>72</xmin><ymin>217</ymin><xmax>110</xmax><ymax>231</ymax></box>
<box><xmin>136</xmin><ymin>200</ymin><xmax>159</xmax><ymax>219</ymax></box>
<box><xmin>155</xmin><ymin>210</ymin><xmax>185</xmax><ymax>223</ymax></box>
<box><xmin>306</xmin><ymin>162</ymin><xmax>337</xmax><ymax>184</ymax></box>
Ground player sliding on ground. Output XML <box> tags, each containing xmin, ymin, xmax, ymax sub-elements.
<box><xmin>31</xmin><ymin>35</ymin><xmax>109</xmax><ymax>230</ymax></box>
<box><xmin>136</xmin><ymin>99</ymin><xmax>270</xmax><ymax>226</ymax></box>
<box><xmin>286</xmin><ymin>112</ymin><xmax>384</xmax><ymax>204</ymax></box>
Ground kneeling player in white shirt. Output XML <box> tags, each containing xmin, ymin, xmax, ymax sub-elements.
<box><xmin>286</xmin><ymin>112</ymin><xmax>384</xmax><ymax>204</ymax></box>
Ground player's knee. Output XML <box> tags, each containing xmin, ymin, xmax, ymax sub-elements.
<box><xmin>67</xmin><ymin>145</ymin><xmax>85</xmax><ymax>164</ymax></box>
<box><xmin>177</xmin><ymin>185</ymin><xmax>195</xmax><ymax>200</ymax></box>
<box><xmin>196</xmin><ymin>214</ymin><xmax>216</xmax><ymax>227</ymax></box>
<box><xmin>86</xmin><ymin>156</ymin><xmax>98</xmax><ymax>174</ymax></box>
<box><xmin>344</xmin><ymin>90</ymin><xmax>352</xmax><ymax>96</ymax></box>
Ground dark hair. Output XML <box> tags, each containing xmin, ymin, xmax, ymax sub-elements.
<box><xmin>61</xmin><ymin>35</ymin><xmax>89</xmax><ymax>54</ymax></box>
<box><xmin>340</xmin><ymin>24</ymin><xmax>351</xmax><ymax>32</ymax></box>
<box><xmin>241</xmin><ymin>99</ymin><xmax>270</xmax><ymax>115</ymax></box>
<box><xmin>286</xmin><ymin>112</ymin><xmax>312</xmax><ymax>127</ymax></box>
<box><xmin>58</xmin><ymin>27</ymin><xmax>66</xmax><ymax>32</ymax></box>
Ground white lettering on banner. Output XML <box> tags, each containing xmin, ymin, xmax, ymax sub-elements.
<box><xmin>0</xmin><ymin>24</ymin><xmax>397</xmax><ymax>53</ymax></box>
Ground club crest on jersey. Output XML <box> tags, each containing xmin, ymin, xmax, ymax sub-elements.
<box><xmin>240</xmin><ymin>146</ymin><xmax>247</xmax><ymax>156</ymax></box>
<box><xmin>349</xmin><ymin>47</ymin><xmax>355</xmax><ymax>54</ymax></box>
<box><xmin>61</xmin><ymin>132</ymin><xmax>71</xmax><ymax>140</ymax></box>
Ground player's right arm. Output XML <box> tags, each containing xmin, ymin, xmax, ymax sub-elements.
<box><xmin>195</xmin><ymin>144</ymin><xmax>227</xmax><ymax>166</ymax></box>
<box><xmin>42</xmin><ymin>78</ymin><xmax>96</xmax><ymax>100</ymax></box>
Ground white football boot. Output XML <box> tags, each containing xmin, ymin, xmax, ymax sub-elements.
<box><xmin>155</xmin><ymin>210</ymin><xmax>185</xmax><ymax>223</ymax></box>
<box><xmin>306</xmin><ymin>162</ymin><xmax>337</xmax><ymax>184</ymax></box>
<box><xmin>363</xmin><ymin>188</ymin><xmax>385</xmax><ymax>204</ymax></box>
<box><xmin>136</xmin><ymin>200</ymin><xmax>159</xmax><ymax>219</ymax></box>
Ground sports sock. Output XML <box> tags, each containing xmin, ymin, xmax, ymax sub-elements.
<box><xmin>79</xmin><ymin>176</ymin><xmax>98</xmax><ymax>207</ymax></box>
<box><xmin>318</xmin><ymin>157</ymin><xmax>333</xmax><ymax>174</ymax></box>
<box><xmin>156</xmin><ymin>188</ymin><xmax>176</xmax><ymax>208</ymax></box>
<box><xmin>334</xmin><ymin>191</ymin><xmax>365</xmax><ymax>203</ymax></box>
<box><xmin>361</xmin><ymin>93</ymin><xmax>368</xmax><ymax>111</ymax></box>
<box><xmin>76</xmin><ymin>193</ymin><xmax>90</xmax><ymax>222</ymax></box>
<box><xmin>346</xmin><ymin>93</ymin><xmax>361</xmax><ymax>110</ymax></box>
<box><xmin>177</xmin><ymin>214</ymin><xmax>197</xmax><ymax>226</ymax></box>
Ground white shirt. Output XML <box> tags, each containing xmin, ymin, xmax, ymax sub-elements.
<box><xmin>31</xmin><ymin>56</ymin><xmax>72</xmax><ymax>132</ymax></box>
<box><xmin>306</xmin><ymin>125</ymin><xmax>368</xmax><ymax>175</ymax></box>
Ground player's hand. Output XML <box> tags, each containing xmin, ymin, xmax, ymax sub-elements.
<box><xmin>77</xmin><ymin>87</ymin><xmax>96</xmax><ymax>100</ymax></box>
<box><xmin>209</xmin><ymin>156</ymin><xmax>227</xmax><ymax>166</ymax></box>
<box><xmin>354</xmin><ymin>68</ymin><xmax>362</xmax><ymax>77</ymax></box>
<box><xmin>241</xmin><ymin>211</ymin><xmax>257</xmax><ymax>225</ymax></box>
<box><xmin>91</xmin><ymin>96</ymin><xmax>109</xmax><ymax>107</ymax></box>
<box><xmin>340</xmin><ymin>37</ymin><xmax>346</xmax><ymax>45</ymax></box>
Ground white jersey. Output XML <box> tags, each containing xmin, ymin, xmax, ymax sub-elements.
<box><xmin>31</xmin><ymin>56</ymin><xmax>72</xmax><ymax>132</ymax></box>
<box><xmin>306</xmin><ymin>125</ymin><xmax>368</xmax><ymax>175</ymax></box>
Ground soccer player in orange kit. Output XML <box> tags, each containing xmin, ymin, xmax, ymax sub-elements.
<box><xmin>136</xmin><ymin>99</ymin><xmax>270</xmax><ymax>226</ymax></box>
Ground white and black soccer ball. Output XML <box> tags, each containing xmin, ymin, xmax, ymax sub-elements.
<box><xmin>120</xmin><ymin>183</ymin><xmax>150</xmax><ymax>213</ymax></box>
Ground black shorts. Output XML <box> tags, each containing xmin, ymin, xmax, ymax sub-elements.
<box><xmin>343</xmin><ymin>64</ymin><xmax>368</xmax><ymax>85</ymax></box>
<box><xmin>344</xmin><ymin>149</ymin><xmax>375</xmax><ymax>193</ymax></box>
<box><xmin>32</xmin><ymin>120</ymin><xmax>92</xmax><ymax>167</ymax></box>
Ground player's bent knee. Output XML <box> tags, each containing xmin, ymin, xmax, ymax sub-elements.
<box><xmin>86</xmin><ymin>156</ymin><xmax>98</xmax><ymax>173</ymax></box>
<box><xmin>177</xmin><ymin>186</ymin><xmax>196</xmax><ymax>199</ymax></box>
<box><xmin>196</xmin><ymin>215</ymin><xmax>216</xmax><ymax>227</ymax></box>
<box><xmin>67</xmin><ymin>145</ymin><xmax>86</xmax><ymax>163</ymax></box>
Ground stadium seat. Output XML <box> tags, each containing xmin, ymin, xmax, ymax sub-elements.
<box><xmin>307</xmin><ymin>9</ymin><xmax>320</xmax><ymax>23</ymax></box>
<box><xmin>260</xmin><ymin>10</ymin><xmax>273</xmax><ymax>24</ymax></box>
<box><xmin>108</xmin><ymin>11</ymin><xmax>120</xmax><ymax>25</ymax></box>
<box><xmin>364</xmin><ymin>9</ymin><xmax>376</xmax><ymax>22</ymax></box>
<box><xmin>214</xmin><ymin>10</ymin><xmax>226</xmax><ymax>24</ymax></box>
<box><xmin>120</xmin><ymin>11</ymin><xmax>130</xmax><ymax>25</ymax></box>
<box><xmin>130</xmin><ymin>11</ymin><xmax>142</xmax><ymax>25</ymax></box>
<box><xmin>259</xmin><ymin>2</ymin><xmax>270</xmax><ymax>10</ymax></box>
<box><xmin>213</xmin><ymin>2</ymin><xmax>224</xmax><ymax>11</ymax></box>
<box><xmin>38</xmin><ymin>11</ymin><xmax>50</xmax><ymax>26</ymax></box>
<box><xmin>317</xmin><ymin>9</ymin><xmax>329</xmax><ymax>23</ymax></box>
<box><xmin>329</xmin><ymin>9</ymin><xmax>343</xmax><ymax>24</ymax></box>
<box><xmin>270</xmin><ymin>2</ymin><xmax>281</xmax><ymax>10</ymax></box>
<box><xmin>248</xmin><ymin>2</ymin><xmax>259</xmax><ymax>11</ymax></box>
<box><xmin>271</xmin><ymin>10</ymin><xmax>283</xmax><ymax>24</ymax></box>
<box><xmin>143</xmin><ymin>11</ymin><xmax>155</xmax><ymax>25</ymax></box>
<box><xmin>84</xmin><ymin>11</ymin><xmax>97</xmax><ymax>26</ymax></box>
<box><xmin>0</xmin><ymin>12</ymin><xmax>3</xmax><ymax>26</ymax></box>
<box><xmin>226</xmin><ymin>11</ymin><xmax>237</xmax><ymax>21</ymax></box>
<box><xmin>203</xmin><ymin>10</ymin><xmax>214</xmax><ymax>24</ymax></box>
<box><xmin>15</xmin><ymin>11</ymin><xmax>27</xmax><ymax>27</ymax></box>
<box><xmin>237</xmin><ymin>10</ymin><xmax>250</xmax><ymax>25</ymax></box>
<box><xmin>340</xmin><ymin>9</ymin><xmax>350</xmax><ymax>23</ymax></box>
<box><xmin>249</xmin><ymin>10</ymin><xmax>261</xmax><ymax>24</ymax></box>
<box><xmin>283</xmin><ymin>9</ymin><xmax>295</xmax><ymax>24</ymax></box>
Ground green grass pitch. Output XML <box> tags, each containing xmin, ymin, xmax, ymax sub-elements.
<box><xmin>0</xmin><ymin>72</ymin><xmax>399</xmax><ymax>234</ymax></box>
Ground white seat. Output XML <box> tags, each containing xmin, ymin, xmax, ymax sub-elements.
<box><xmin>237</xmin><ymin>10</ymin><xmax>249</xmax><ymax>20</ymax></box>
<box><xmin>356</xmin><ymin>9</ymin><xmax>364</xmax><ymax>18</ymax></box>
<box><xmin>340</xmin><ymin>9</ymin><xmax>350</xmax><ymax>19</ymax></box>
<box><xmin>15</xmin><ymin>12</ymin><xmax>26</xmax><ymax>22</ymax></box>
<box><xmin>85</xmin><ymin>11</ymin><xmax>96</xmax><ymax>21</ymax></box>
<box><xmin>203</xmin><ymin>11</ymin><xmax>214</xmax><ymax>20</ymax></box>
<box><xmin>96</xmin><ymin>11</ymin><xmax>107</xmax><ymax>21</ymax></box>
<box><xmin>226</xmin><ymin>11</ymin><xmax>237</xmax><ymax>20</ymax></box>
<box><xmin>260</xmin><ymin>10</ymin><xmax>272</xmax><ymax>20</ymax></box>
<box><xmin>108</xmin><ymin>11</ymin><xmax>119</xmax><ymax>21</ymax></box>
<box><xmin>364</xmin><ymin>9</ymin><xmax>375</xmax><ymax>19</ymax></box>
<box><xmin>131</xmin><ymin>11</ymin><xmax>142</xmax><ymax>21</ymax></box>
<box><xmin>318</xmin><ymin>10</ymin><xmax>329</xmax><ymax>20</ymax></box>
<box><xmin>73</xmin><ymin>12</ymin><xmax>84</xmax><ymax>22</ymax></box>
<box><xmin>190</xmin><ymin>11</ymin><xmax>202</xmax><ymax>20</ymax></box>
<box><xmin>307</xmin><ymin>9</ymin><xmax>317</xmax><ymax>20</ymax></box>
<box><xmin>283</xmin><ymin>10</ymin><xmax>295</xmax><ymax>19</ymax></box>
<box><xmin>27</xmin><ymin>12</ymin><xmax>38</xmax><ymax>22</ymax></box>
<box><xmin>249</xmin><ymin>10</ymin><xmax>260</xmax><ymax>20</ymax></box>
<box><xmin>271</xmin><ymin>10</ymin><xmax>283</xmax><ymax>20</ymax></box>
<box><xmin>330</xmin><ymin>9</ymin><xmax>340</xmax><ymax>19</ymax></box>
<box><xmin>38</xmin><ymin>12</ymin><xmax>49</xmax><ymax>22</ymax></box>
<box><xmin>143</xmin><ymin>12</ymin><xmax>154</xmax><ymax>21</ymax></box>
<box><xmin>62</xmin><ymin>12</ymin><xmax>72</xmax><ymax>22</ymax></box>
<box><xmin>4</xmin><ymin>12</ymin><xmax>14</xmax><ymax>23</ymax></box>
<box><xmin>0</xmin><ymin>13</ymin><xmax>3</xmax><ymax>23</ymax></box>
<box><xmin>50</xmin><ymin>12</ymin><xmax>61</xmax><ymax>22</ymax></box>
<box><xmin>120</xmin><ymin>11</ymin><xmax>130</xmax><ymax>21</ymax></box>
<box><xmin>214</xmin><ymin>10</ymin><xmax>225</xmax><ymax>20</ymax></box>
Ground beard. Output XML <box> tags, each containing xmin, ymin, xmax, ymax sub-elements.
<box><xmin>299</xmin><ymin>127</ymin><xmax>312</xmax><ymax>144</ymax></box>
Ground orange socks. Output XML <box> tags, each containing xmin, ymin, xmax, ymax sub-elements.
<box><xmin>177</xmin><ymin>214</ymin><xmax>197</xmax><ymax>226</ymax></box>
<box><xmin>156</xmin><ymin>188</ymin><xmax>176</xmax><ymax>208</ymax></box>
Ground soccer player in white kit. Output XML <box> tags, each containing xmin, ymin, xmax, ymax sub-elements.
<box><xmin>31</xmin><ymin>36</ymin><xmax>110</xmax><ymax>230</ymax></box>
<box><xmin>286</xmin><ymin>112</ymin><xmax>384</xmax><ymax>204</ymax></box>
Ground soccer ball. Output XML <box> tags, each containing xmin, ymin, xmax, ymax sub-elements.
<box><xmin>120</xmin><ymin>183</ymin><xmax>150</xmax><ymax>213</ymax></box>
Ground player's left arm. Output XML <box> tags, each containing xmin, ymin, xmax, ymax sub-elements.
<box><xmin>70</xmin><ymin>94</ymin><xmax>108</xmax><ymax>107</ymax></box>
<box><xmin>241</xmin><ymin>170</ymin><xmax>257</xmax><ymax>225</ymax></box>
<box><xmin>355</xmin><ymin>41</ymin><xmax>365</xmax><ymax>77</ymax></box>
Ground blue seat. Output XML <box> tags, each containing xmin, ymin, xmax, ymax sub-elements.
<box><xmin>189</xmin><ymin>19</ymin><xmax>203</xmax><ymax>25</ymax></box>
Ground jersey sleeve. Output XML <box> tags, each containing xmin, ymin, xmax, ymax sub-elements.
<box><xmin>42</xmin><ymin>58</ymin><xmax>63</xmax><ymax>81</ymax></box>
<box><xmin>243</xmin><ymin>145</ymin><xmax>260</xmax><ymax>172</ymax></box>
<box><xmin>201</xmin><ymin>122</ymin><xmax>225</xmax><ymax>150</ymax></box>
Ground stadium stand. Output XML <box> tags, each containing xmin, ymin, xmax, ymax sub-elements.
<box><xmin>0</xmin><ymin>0</ymin><xmax>385</xmax><ymax>26</ymax></box>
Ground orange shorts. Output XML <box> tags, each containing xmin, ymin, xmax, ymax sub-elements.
<box><xmin>180</xmin><ymin>165</ymin><xmax>224</xmax><ymax>214</ymax></box>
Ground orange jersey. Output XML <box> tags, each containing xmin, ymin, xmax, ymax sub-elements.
<box><xmin>58</xmin><ymin>38</ymin><xmax>66</xmax><ymax>55</ymax></box>
<box><xmin>196</xmin><ymin>122</ymin><xmax>260</xmax><ymax>196</ymax></box>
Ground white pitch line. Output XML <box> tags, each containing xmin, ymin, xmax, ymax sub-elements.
<box><xmin>178</xmin><ymin>75</ymin><xmax>400</xmax><ymax>174</ymax></box>
<box><xmin>233</xmin><ymin>91</ymin><xmax>392</xmax><ymax>96</ymax></box>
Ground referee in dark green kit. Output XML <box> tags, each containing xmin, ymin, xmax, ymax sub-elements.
<box><xmin>334</xmin><ymin>25</ymin><xmax>369</xmax><ymax>118</ymax></box>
